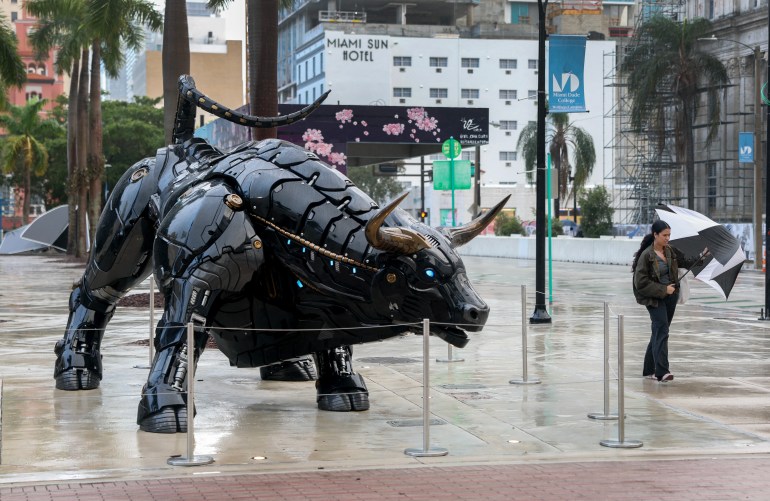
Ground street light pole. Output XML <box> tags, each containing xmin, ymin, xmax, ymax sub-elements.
<box><xmin>531</xmin><ymin>0</ymin><xmax>551</xmax><ymax>323</ymax></box>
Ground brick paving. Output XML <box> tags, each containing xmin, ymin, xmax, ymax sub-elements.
<box><xmin>2</xmin><ymin>457</ymin><xmax>769</xmax><ymax>500</ymax></box>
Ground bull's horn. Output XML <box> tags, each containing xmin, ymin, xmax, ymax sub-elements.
<box><xmin>365</xmin><ymin>192</ymin><xmax>431</xmax><ymax>254</ymax></box>
<box><xmin>180</xmin><ymin>74</ymin><xmax>329</xmax><ymax>127</ymax></box>
<box><xmin>447</xmin><ymin>195</ymin><xmax>510</xmax><ymax>248</ymax></box>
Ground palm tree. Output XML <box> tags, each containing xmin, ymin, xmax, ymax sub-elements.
<box><xmin>0</xmin><ymin>99</ymin><xmax>60</xmax><ymax>225</ymax></box>
<box><xmin>86</xmin><ymin>0</ymin><xmax>162</xmax><ymax>232</ymax></box>
<box><xmin>622</xmin><ymin>15</ymin><xmax>728</xmax><ymax>210</ymax></box>
<box><xmin>163</xmin><ymin>0</ymin><xmax>190</xmax><ymax>144</ymax></box>
<box><xmin>27</xmin><ymin>0</ymin><xmax>162</xmax><ymax>254</ymax></box>
<box><xmin>517</xmin><ymin>112</ymin><xmax>596</xmax><ymax>219</ymax></box>
<box><xmin>208</xmin><ymin>0</ymin><xmax>293</xmax><ymax>140</ymax></box>
<box><xmin>0</xmin><ymin>11</ymin><xmax>26</xmax><ymax>108</ymax></box>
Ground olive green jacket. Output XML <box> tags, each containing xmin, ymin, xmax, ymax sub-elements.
<box><xmin>633</xmin><ymin>245</ymin><xmax>697</xmax><ymax>307</ymax></box>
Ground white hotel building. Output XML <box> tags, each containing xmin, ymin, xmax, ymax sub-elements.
<box><xmin>279</xmin><ymin>12</ymin><xmax>615</xmax><ymax>223</ymax></box>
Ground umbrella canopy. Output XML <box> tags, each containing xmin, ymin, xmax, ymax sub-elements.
<box><xmin>20</xmin><ymin>204</ymin><xmax>68</xmax><ymax>252</ymax></box>
<box><xmin>0</xmin><ymin>225</ymin><xmax>48</xmax><ymax>254</ymax></box>
<box><xmin>655</xmin><ymin>204</ymin><xmax>745</xmax><ymax>299</ymax></box>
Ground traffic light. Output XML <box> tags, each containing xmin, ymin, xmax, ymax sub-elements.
<box><xmin>420</xmin><ymin>210</ymin><xmax>428</xmax><ymax>221</ymax></box>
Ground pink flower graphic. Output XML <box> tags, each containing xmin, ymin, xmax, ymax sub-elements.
<box><xmin>315</xmin><ymin>143</ymin><xmax>333</xmax><ymax>157</ymax></box>
<box><xmin>328</xmin><ymin>152</ymin><xmax>347</xmax><ymax>165</ymax></box>
<box><xmin>383</xmin><ymin>123</ymin><xmax>405</xmax><ymax>136</ymax></box>
<box><xmin>335</xmin><ymin>109</ymin><xmax>354</xmax><ymax>123</ymax></box>
<box><xmin>361</xmin><ymin>121</ymin><xmax>368</xmax><ymax>127</ymax></box>
<box><xmin>363</xmin><ymin>131</ymin><xmax>369</xmax><ymax>136</ymax></box>
<box><xmin>302</xmin><ymin>129</ymin><xmax>324</xmax><ymax>142</ymax></box>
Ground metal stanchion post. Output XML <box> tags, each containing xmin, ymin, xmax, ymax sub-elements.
<box><xmin>436</xmin><ymin>341</ymin><xmax>464</xmax><ymax>363</ymax></box>
<box><xmin>588</xmin><ymin>302</ymin><xmax>618</xmax><ymax>420</ymax></box>
<box><xmin>405</xmin><ymin>319</ymin><xmax>449</xmax><ymax>457</ymax></box>
<box><xmin>168</xmin><ymin>322</ymin><xmax>214</xmax><ymax>466</ymax></box>
<box><xmin>510</xmin><ymin>285</ymin><xmax>541</xmax><ymax>385</ymax></box>
<box><xmin>134</xmin><ymin>275</ymin><xmax>155</xmax><ymax>370</ymax></box>
<box><xmin>600</xmin><ymin>314</ymin><xmax>642</xmax><ymax>448</ymax></box>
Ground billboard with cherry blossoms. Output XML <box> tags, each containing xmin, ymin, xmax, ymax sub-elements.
<box><xmin>197</xmin><ymin>103</ymin><xmax>489</xmax><ymax>175</ymax></box>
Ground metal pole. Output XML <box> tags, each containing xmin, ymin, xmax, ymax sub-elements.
<box><xmin>754</xmin><ymin>46</ymin><xmax>764</xmax><ymax>273</ymax></box>
<box><xmin>511</xmin><ymin>285</ymin><xmax>541</xmax><ymax>385</ymax></box>
<box><xmin>420</xmin><ymin>156</ymin><xmax>426</xmax><ymax>222</ymax></box>
<box><xmin>168</xmin><ymin>323</ymin><xmax>214</xmax><ymax>466</ymax></box>
<box><xmin>588</xmin><ymin>302</ymin><xmax>618</xmax><ymax>420</ymax></box>
<box><xmin>532</xmin><ymin>0</ymin><xmax>551</xmax><ymax>323</ymax></box>
<box><xmin>450</xmin><ymin>137</ymin><xmax>456</xmax><ymax>227</ymax></box>
<box><xmin>149</xmin><ymin>276</ymin><xmax>155</xmax><ymax>365</ymax></box>
<box><xmin>405</xmin><ymin>319</ymin><xmax>448</xmax><ymax>457</ymax></box>
<box><xmin>765</xmin><ymin>9</ymin><xmax>770</xmax><ymax>320</ymax></box>
<box><xmin>546</xmin><ymin>153</ymin><xmax>553</xmax><ymax>306</ymax></box>
<box><xmin>600</xmin><ymin>314</ymin><xmax>642</xmax><ymax>448</ymax></box>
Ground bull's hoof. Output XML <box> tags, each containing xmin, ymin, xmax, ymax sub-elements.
<box><xmin>317</xmin><ymin>391</ymin><xmax>370</xmax><ymax>412</ymax></box>
<box><xmin>260</xmin><ymin>356</ymin><xmax>317</xmax><ymax>381</ymax></box>
<box><xmin>139</xmin><ymin>406</ymin><xmax>187</xmax><ymax>433</ymax></box>
<box><xmin>55</xmin><ymin>368</ymin><xmax>100</xmax><ymax>390</ymax></box>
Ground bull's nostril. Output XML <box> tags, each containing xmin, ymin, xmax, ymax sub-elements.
<box><xmin>468</xmin><ymin>308</ymin><xmax>479</xmax><ymax>320</ymax></box>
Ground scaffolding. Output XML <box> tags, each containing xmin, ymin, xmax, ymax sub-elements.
<box><xmin>604</xmin><ymin>0</ymin><xmax>754</xmax><ymax>224</ymax></box>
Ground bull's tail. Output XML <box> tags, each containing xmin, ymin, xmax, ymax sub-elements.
<box><xmin>172</xmin><ymin>74</ymin><xmax>330</xmax><ymax>144</ymax></box>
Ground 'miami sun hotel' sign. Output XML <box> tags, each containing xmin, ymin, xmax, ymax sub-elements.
<box><xmin>326</xmin><ymin>35</ymin><xmax>389</xmax><ymax>62</ymax></box>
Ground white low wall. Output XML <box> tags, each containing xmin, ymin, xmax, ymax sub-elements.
<box><xmin>458</xmin><ymin>235</ymin><xmax>643</xmax><ymax>266</ymax></box>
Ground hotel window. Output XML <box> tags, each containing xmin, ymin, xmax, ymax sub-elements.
<box><xmin>499</xmin><ymin>59</ymin><xmax>517</xmax><ymax>69</ymax></box>
<box><xmin>429</xmin><ymin>88</ymin><xmax>448</xmax><ymax>98</ymax></box>
<box><xmin>528</xmin><ymin>59</ymin><xmax>537</xmax><ymax>69</ymax></box>
<box><xmin>528</xmin><ymin>90</ymin><xmax>537</xmax><ymax>100</ymax></box>
<box><xmin>499</xmin><ymin>120</ymin><xmax>518</xmax><ymax>130</ymax></box>
<box><xmin>429</xmin><ymin>57</ymin><xmax>448</xmax><ymax>67</ymax></box>
<box><xmin>461</xmin><ymin>58</ymin><xmax>480</xmax><ymax>68</ymax></box>
<box><xmin>393</xmin><ymin>87</ymin><xmax>412</xmax><ymax>97</ymax></box>
<box><xmin>393</xmin><ymin>56</ymin><xmax>412</xmax><ymax>67</ymax></box>
<box><xmin>461</xmin><ymin>89</ymin><xmax>479</xmax><ymax>99</ymax></box>
<box><xmin>500</xmin><ymin>151</ymin><xmax>518</xmax><ymax>161</ymax></box>
<box><xmin>510</xmin><ymin>3</ymin><xmax>529</xmax><ymax>24</ymax></box>
<box><xmin>499</xmin><ymin>89</ymin><xmax>517</xmax><ymax>100</ymax></box>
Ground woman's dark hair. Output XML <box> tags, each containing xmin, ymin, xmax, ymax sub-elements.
<box><xmin>631</xmin><ymin>220</ymin><xmax>671</xmax><ymax>272</ymax></box>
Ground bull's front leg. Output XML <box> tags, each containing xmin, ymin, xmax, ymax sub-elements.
<box><xmin>315</xmin><ymin>345</ymin><xmax>369</xmax><ymax>411</ymax></box>
<box><xmin>137</xmin><ymin>180</ymin><xmax>263</xmax><ymax>433</ymax></box>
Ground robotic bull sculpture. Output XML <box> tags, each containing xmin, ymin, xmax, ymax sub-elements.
<box><xmin>54</xmin><ymin>75</ymin><xmax>507</xmax><ymax>433</ymax></box>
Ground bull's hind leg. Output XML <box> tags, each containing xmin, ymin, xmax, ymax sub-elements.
<box><xmin>259</xmin><ymin>355</ymin><xmax>317</xmax><ymax>381</ymax></box>
<box><xmin>315</xmin><ymin>346</ymin><xmax>369</xmax><ymax>412</ymax></box>
<box><xmin>55</xmin><ymin>159</ymin><xmax>156</xmax><ymax>390</ymax></box>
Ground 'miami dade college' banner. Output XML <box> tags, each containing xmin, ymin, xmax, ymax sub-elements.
<box><xmin>548</xmin><ymin>35</ymin><xmax>587</xmax><ymax>113</ymax></box>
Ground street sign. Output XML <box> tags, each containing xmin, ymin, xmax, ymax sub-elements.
<box><xmin>433</xmin><ymin>160</ymin><xmax>472</xmax><ymax>190</ymax></box>
<box><xmin>441</xmin><ymin>138</ymin><xmax>462</xmax><ymax>159</ymax></box>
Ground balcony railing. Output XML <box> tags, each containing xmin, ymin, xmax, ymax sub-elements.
<box><xmin>319</xmin><ymin>10</ymin><xmax>367</xmax><ymax>23</ymax></box>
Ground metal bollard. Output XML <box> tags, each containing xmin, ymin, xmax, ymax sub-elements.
<box><xmin>510</xmin><ymin>285</ymin><xmax>540</xmax><ymax>385</ymax></box>
<box><xmin>436</xmin><ymin>341</ymin><xmax>464</xmax><ymax>363</ymax></box>
<box><xmin>588</xmin><ymin>302</ymin><xmax>618</xmax><ymax>420</ymax></box>
<box><xmin>405</xmin><ymin>319</ymin><xmax>449</xmax><ymax>457</ymax></box>
<box><xmin>134</xmin><ymin>276</ymin><xmax>155</xmax><ymax>370</ymax></box>
<box><xmin>168</xmin><ymin>322</ymin><xmax>215</xmax><ymax>466</ymax></box>
<box><xmin>600</xmin><ymin>314</ymin><xmax>642</xmax><ymax>448</ymax></box>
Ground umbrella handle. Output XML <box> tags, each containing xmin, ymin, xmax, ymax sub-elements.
<box><xmin>674</xmin><ymin>249</ymin><xmax>709</xmax><ymax>286</ymax></box>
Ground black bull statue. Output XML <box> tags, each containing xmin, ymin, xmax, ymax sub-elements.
<box><xmin>54</xmin><ymin>75</ymin><xmax>509</xmax><ymax>433</ymax></box>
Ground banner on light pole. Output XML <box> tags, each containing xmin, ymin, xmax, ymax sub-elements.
<box><xmin>739</xmin><ymin>132</ymin><xmax>754</xmax><ymax>163</ymax></box>
<box><xmin>548</xmin><ymin>35</ymin><xmax>587</xmax><ymax>113</ymax></box>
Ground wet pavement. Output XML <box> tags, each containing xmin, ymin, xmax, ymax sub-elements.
<box><xmin>0</xmin><ymin>252</ymin><xmax>769</xmax><ymax>498</ymax></box>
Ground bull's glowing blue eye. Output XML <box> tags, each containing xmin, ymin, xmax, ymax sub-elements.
<box><xmin>424</xmin><ymin>268</ymin><xmax>436</xmax><ymax>279</ymax></box>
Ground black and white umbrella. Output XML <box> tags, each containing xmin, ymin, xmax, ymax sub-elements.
<box><xmin>655</xmin><ymin>204</ymin><xmax>745</xmax><ymax>299</ymax></box>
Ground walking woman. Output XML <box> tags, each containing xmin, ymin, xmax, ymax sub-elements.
<box><xmin>632</xmin><ymin>220</ymin><xmax>707</xmax><ymax>382</ymax></box>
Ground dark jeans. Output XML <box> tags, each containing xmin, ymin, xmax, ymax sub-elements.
<box><xmin>643</xmin><ymin>293</ymin><xmax>678</xmax><ymax>380</ymax></box>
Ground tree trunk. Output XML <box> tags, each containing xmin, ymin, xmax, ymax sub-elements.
<box><xmin>163</xmin><ymin>0</ymin><xmax>190</xmax><ymax>145</ymax></box>
<box><xmin>76</xmin><ymin>48</ymin><xmax>90</xmax><ymax>258</ymax></box>
<box><xmin>66</xmin><ymin>57</ymin><xmax>80</xmax><ymax>255</ymax></box>
<box><xmin>684</xmin><ymin>101</ymin><xmax>696</xmax><ymax>210</ymax></box>
<box><xmin>88</xmin><ymin>40</ymin><xmax>104</xmax><ymax>242</ymax></box>
<box><xmin>22</xmin><ymin>138</ymin><xmax>31</xmax><ymax>226</ymax></box>
<box><xmin>247</xmin><ymin>0</ymin><xmax>278</xmax><ymax>140</ymax></box>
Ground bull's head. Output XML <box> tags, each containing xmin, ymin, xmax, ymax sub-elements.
<box><xmin>365</xmin><ymin>193</ymin><xmax>509</xmax><ymax>347</ymax></box>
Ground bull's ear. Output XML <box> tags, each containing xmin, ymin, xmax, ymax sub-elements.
<box><xmin>365</xmin><ymin>192</ymin><xmax>432</xmax><ymax>254</ymax></box>
<box><xmin>446</xmin><ymin>195</ymin><xmax>510</xmax><ymax>248</ymax></box>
